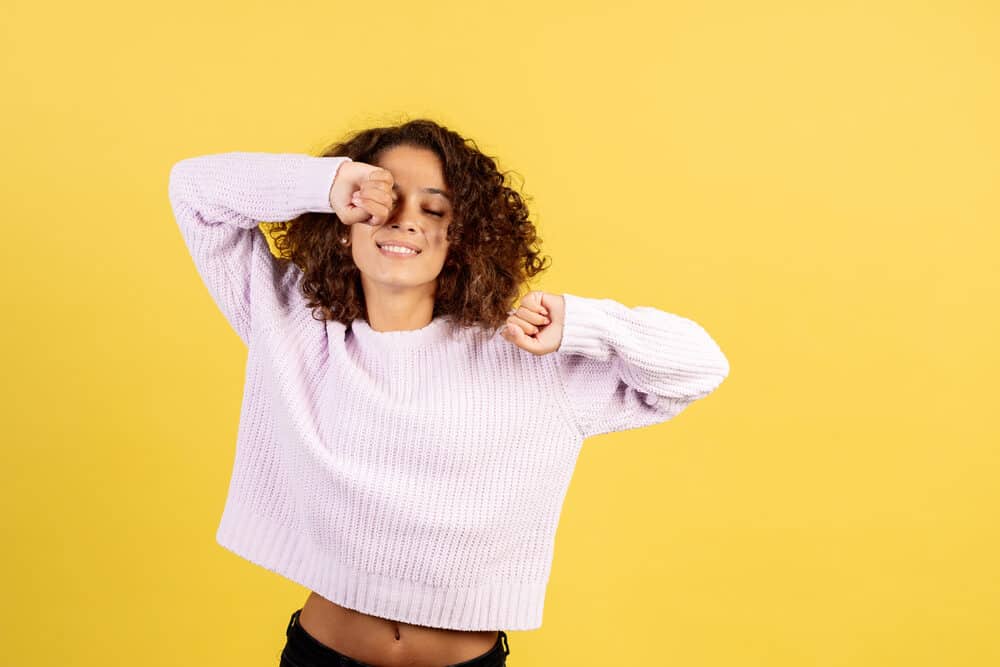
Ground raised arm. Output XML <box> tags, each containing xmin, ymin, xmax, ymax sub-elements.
<box><xmin>554</xmin><ymin>293</ymin><xmax>730</xmax><ymax>439</ymax></box>
<box><xmin>166</xmin><ymin>152</ymin><xmax>352</xmax><ymax>347</ymax></box>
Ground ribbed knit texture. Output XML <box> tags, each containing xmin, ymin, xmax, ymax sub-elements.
<box><xmin>167</xmin><ymin>151</ymin><xmax>731</xmax><ymax>631</ymax></box>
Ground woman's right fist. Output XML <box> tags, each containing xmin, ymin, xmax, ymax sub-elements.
<box><xmin>329</xmin><ymin>159</ymin><xmax>396</xmax><ymax>227</ymax></box>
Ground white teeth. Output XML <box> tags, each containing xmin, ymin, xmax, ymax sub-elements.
<box><xmin>380</xmin><ymin>244</ymin><xmax>418</xmax><ymax>255</ymax></box>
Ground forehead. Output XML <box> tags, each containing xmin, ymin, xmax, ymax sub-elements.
<box><xmin>374</xmin><ymin>145</ymin><xmax>445</xmax><ymax>187</ymax></box>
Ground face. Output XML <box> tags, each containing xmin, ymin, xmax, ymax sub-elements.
<box><xmin>350</xmin><ymin>144</ymin><xmax>453</xmax><ymax>298</ymax></box>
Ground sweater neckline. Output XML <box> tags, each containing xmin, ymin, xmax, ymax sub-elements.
<box><xmin>349</xmin><ymin>315</ymin><xmax>452</xmax><ymax>350</ymax></box>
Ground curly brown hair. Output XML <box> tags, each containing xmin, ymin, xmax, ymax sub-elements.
<box><xmin>265</xmin><ymin>117</ymin><xmax>551</xmax><ymax>335</ymax></box>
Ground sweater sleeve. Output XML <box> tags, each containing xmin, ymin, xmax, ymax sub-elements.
<box><xmin>554</xmin><ymin>293</ymin><xmax>731</xmax><ymax>439</ymax></box>
<box><xmin>167</xmin><ymin>151</ymin><xmax>352</xmax><ymax>347</ymax></box>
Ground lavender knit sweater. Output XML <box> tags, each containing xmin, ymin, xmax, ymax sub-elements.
<box><xmin>167</xmin><ymin>151</ymin><xmax>730</xmax><ymax>631</ymax></box>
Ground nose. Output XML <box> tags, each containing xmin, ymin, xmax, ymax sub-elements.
<box><xmin>386</xmin><ymin>218</ymin><xmax>418</xmax><ymax>233</ymax></box>
<box><xmin>384</xmin><ymin>199</ymin><xmax>421</xmax><ymax>232</ymax></box>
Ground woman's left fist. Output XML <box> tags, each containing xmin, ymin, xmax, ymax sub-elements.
<box><xmin>500</xmin><ymin>290</ymin><xmax>565</xmax><ymax>355</ymax></box>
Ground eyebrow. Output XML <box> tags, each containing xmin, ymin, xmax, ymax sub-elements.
<box><xmin>391</xmin><ymin>184</ymin><xmax>451</xmax><ymax>202</ymax></box>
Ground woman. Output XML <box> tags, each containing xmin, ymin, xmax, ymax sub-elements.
<box><xmin>168</xmin><ymin>118</ymin><xmax>730</xmax><ymax>667</ymax></box>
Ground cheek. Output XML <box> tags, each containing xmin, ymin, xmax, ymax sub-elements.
<box><xmin>427</xmin><ymin>227</ymin><xmax>451</xmax><ymax>251</ymax></box>
<box><xmin>350</xmin><ymin>226</ymin><xmax>373</xmax><ymax>254</ymax></box>
<box><xmin>429</xmin><ymin>237</ymin><xmax>451</xmax><ymax>261</ymax></box>
<box><xmin>348</xmin><ymin>233</ymin><xmax>371</xmax><ymax>267</ymax></box>
<box><xmin>350</xmin><ymin>225</ymin><xmax>366</xmax><ymax>245</ymax></box>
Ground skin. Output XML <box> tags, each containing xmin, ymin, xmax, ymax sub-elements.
<box><xmin>330</xmin><ymin>143</ymin><xmax>453</xmax><ymax>333</ymax></box>
<box><xmin>305</xmin><ymin>144</ymin><xmax>566</xmax><ymax>665</ymax></box>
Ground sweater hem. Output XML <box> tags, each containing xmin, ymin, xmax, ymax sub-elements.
<box><xmin>215</xmin><ymin>500</ymin><xmax>547</xmax><ymax>631</ymax></box>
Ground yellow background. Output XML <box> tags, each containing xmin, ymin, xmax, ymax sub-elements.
<box><xmin>3</xmin><ymin>0</ymin><xmax>998</xmax><ymax>665</ymax></box>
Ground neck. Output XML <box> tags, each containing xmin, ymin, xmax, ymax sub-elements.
<box><xmin>362</xmin><ymin>275</ymin><xmax>436</xmax><ymax>332</ymax></box>
<box><xmin>363</xmin><ymin>284</ymin><xmax>436</xmax><ymax>332</ymax></box>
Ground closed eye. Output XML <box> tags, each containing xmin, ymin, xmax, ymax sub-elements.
<box><xmin>388</xmin><ymin>198</ymin><xmax>446</xmax><ymax>217</ymax></box>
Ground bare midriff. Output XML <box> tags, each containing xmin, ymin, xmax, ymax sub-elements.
<box><xmin>297</xmin><ymin>591</ymin><xmax>500</xmax><ymax>667</ymax></box>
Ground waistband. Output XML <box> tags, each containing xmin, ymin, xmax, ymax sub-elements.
<box><xmin>283</xmin><ymin>608</ymin><xmax>509</xmax><ymax>666</ymax></box>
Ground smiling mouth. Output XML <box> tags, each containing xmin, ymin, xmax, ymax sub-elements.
<box><xmin>376</xmin><ymin>242</ymin><xmax>422</xmax><ymax>257</ymax></box>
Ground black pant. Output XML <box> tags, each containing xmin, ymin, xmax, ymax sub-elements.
<box><xmin>279</xmin><ymin>608</ymin><xmax>510</xmax><ymax>667</ymax></box>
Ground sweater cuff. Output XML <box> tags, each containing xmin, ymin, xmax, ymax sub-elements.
<box><xmin>556</xmin><ymin>293</ymin><xmax>616</xmax><ymax>359</ymax></box>
<box><xmin>291</xmin><ymin>156</ymin><xmax>353</xmax><ymax>214</ymax></box>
